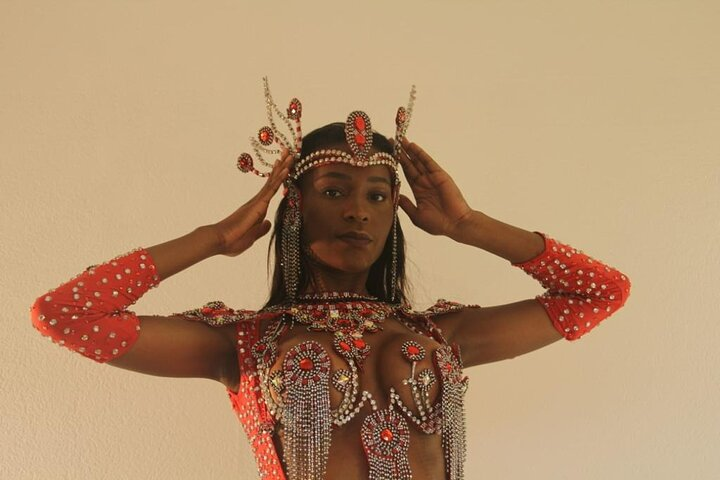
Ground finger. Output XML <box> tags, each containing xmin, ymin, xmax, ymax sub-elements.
<box><xmin>400</xmin><ymin>137</ymin><xmax>430</xmax><ymax>177</ymax></box>
<box><xmin>259</xmin><ymin>154</ymin><xmax>291</xmax><ymax>202</ymax></box>
<box><xmin>395</xmin><ymin>139</ymin><xmax>422</xmax><ymax>181</ymax></box>
<box><xmin>398</xmin><ymin>194</ymin><xmax>419</xmax><ymax>225</ymax></box>
<box><xmin>255</xmin><ymin>160</ymin><xmax>280</xmax><ymax>199</ymax></box>
<box><xmin>404</xmin><ymin>140</ymin><xmax>443</xmax><ymax>175</ymax></box>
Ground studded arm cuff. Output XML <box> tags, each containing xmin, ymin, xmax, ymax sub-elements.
<box><xmin>511</xmin><ymin>232</ymin><xmax>632</xmax><ymax>340</ymax></box>
<box><xmin>30</xmin><ymin>248</ymin><xmax>160</xmax><ymax>362</ymax></box>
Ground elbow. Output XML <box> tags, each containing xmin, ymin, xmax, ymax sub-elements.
<box><xmin>30</xmin><ymin>294</ymin><xmax>60</xmax><ymax>339</ymax></box>
<box><xmin>613</xmin><ymin>271</ymin><xmax>632</xmax><ymax>311</ymax></box>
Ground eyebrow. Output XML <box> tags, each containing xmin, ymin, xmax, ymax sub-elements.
<box><xmin>315</xmin><ymin>171</ymin><xmax>391</xmax><ymax>186</ymax></box>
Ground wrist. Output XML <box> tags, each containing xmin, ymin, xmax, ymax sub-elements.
<box><xmin>447</xmin><ymin>210</ymin><xmax>488</xmax><ymax>246</ymax></box>
<box><xmin>448</xmin><ymin>211</ymin><xmax>546</xmax><ymax>264</ymax></box>
<box><xmin>196</xmin><ymin>225</ymin><xmax>224</xmax><ymax>257</ymax></box>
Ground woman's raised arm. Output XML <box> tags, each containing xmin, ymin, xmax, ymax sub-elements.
<box><xmin>30</xmin><ymin>151</ymin><xmax>293</xmax><ymax>385</ymax></box>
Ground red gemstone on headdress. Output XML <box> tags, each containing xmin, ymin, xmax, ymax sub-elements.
<box><xmin>339</xmin><ymin>341</ymin><xmax>351</xmax><ymax>352</ymax></box>
<box><xmin>407</xmin><ymin>345</ymin><xmax>420</xmax><ymax>356</ymax></box>
<box><xmin>355</xmin><ymin>133</ymin><xmax>366</xmax><ymax>146</ymax></box>
<box><xmin>237</xmin><ymin>153</ymin><xmax>254</xmax><ymax>173</ymax></box>
<box><xmin>354</xmin><ymin>116</ymin><xmax>366</xmax><ymax>131</ymax></box>
<box><xmin>287</xmin><ymin>98</ymin><xmax>302</xmax><ymax>120</ymax></box>
<box><xmin>380</xmin><ymin>428</ymin><xmax>393</xmax><ymax>442</ymax></box>
<box><xmin>396</xmin><ymin>107</ymin><xmax>407</xmax><ymax>127</ymax></box>
<box><xmin>353</xmin><ymin>338</ymin><xmax>366</xmax><ymax>349</ymax></box>
<box><xmin>299</xmin><ymin>358</ymin><xmax>314</xmax><ymax>370</ymax></box>
<box><xmin>258</xmin><ymin>127</ymin><xmax>274</xmax><ymax>146</ymax></box>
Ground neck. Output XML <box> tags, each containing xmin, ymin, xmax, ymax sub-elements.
<box><xmin>303</xmin><ymin>267</ymin><xmax>370</xmax><ymax>296</ymax></box>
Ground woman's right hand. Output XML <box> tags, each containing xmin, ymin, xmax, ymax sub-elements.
<box><xmin>211</xmin><ymin>149</ymin><xmax>294</xmax><ymax>257</ymax></box>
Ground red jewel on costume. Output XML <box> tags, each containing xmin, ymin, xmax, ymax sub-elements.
<box><xmin>299</xmin><ymin>358</ymin><xmax>314</xmax><ymax>370</ymax></box>
<box><xmin>401</xmin><ymin>340</ymin><xmax>426</xmax><ymax>362</ymax></box>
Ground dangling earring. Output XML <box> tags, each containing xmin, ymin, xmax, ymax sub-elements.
<box><xmin>282</xmin><ymin>183</ymin><xmax>302</xmax><ymax>302</ymax></box>
<box><xmin>390</xmin><ymin>211</ymin><xmax>398</xmax><ymax>303</ymax></box>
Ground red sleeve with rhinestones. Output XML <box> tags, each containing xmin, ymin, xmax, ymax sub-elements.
<box><xmin>511</xmin><ymin>232</ymin><xmax>631</xmax><ymax>340</ymax></box>
<box><xmin>30</xmin><ymin>248</ymin><xmax>160</xmax><ymax>362</ymax></box>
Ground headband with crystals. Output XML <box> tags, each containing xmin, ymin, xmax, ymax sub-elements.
<box><xmin>236</xmin><ymin>77</ymin><xmax>416</xmax><ymax>184</ymax></box>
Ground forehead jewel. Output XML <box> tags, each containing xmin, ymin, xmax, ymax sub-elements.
<box><xmin>236</xmin><ymin>77</ymin><xmax>416</xmax><ymax>182</ymax></box>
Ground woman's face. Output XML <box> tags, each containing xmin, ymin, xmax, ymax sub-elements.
<box><xmin>299</xmin><ymin>162</ymin><xmax>395</xmax><ymax>274</ymax></box>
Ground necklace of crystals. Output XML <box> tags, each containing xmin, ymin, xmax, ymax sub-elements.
<box><xmin>289</xmin><ymin>295</ymin><xmax>395</xmax><ymax>372</ymax></box>
<box><xmin>253</xmin><ymin>295</ymin><xmax>393</xmax><ymax>425</ymax></box>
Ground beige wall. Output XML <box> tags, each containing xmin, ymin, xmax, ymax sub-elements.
<box><xmin>3</xmin><ymin>1</ymin><xmax>719</xmax><ymax>478</ymax></box>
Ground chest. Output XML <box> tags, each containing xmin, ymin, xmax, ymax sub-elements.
<box><xmin>253</xmin><ymin>307</ymin><xmax>467</xmax><ymax>433</ymax></box>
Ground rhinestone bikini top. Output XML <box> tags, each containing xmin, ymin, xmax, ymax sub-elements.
<box><xmin>178</xmin><ymin>298</ymin><xmax>471</xmax><ymax>480</ymax></box>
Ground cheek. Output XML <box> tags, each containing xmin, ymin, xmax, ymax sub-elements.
<box><xmin>301</xmin><ymin>207</ymin><xmax>328</xmax><ymax>243</ymax></box>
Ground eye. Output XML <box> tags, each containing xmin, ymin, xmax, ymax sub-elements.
<box><xmin>322</xmin><ymin>188</ymin><xmax>342</xmax><ymax>198</ymax></box>
<box><xmin>369</xmin><ymin>192</ymin><xmax>388</xmax><ymax>202</ymax></box>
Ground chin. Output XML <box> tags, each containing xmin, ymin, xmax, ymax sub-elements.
<box><xmin>307</xmin><ymin>243</ymin><xmax>378</xmax><ymax>273</ymax></box>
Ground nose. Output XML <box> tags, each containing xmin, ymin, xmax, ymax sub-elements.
<box><xmin>342</xmin><ymin>195</ymin><xmax>370</xmax><ymax>223</ymax></box>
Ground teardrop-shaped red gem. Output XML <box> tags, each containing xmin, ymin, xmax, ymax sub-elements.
<box><xmin>396</xmin><ymin>107</ymin><xmax>407</xmax><ymax>127</ymax></box>
<box><xmin>355</xmin><ymin>133</ymin><xmax>366</xmax><ymax>146</ymax></box>
<box><xmin>354</xmin><ymin>116</ymin><xmax>366</xmax><ymax>131</ymax></box>
<box><xmin>407</xmin><ymin>345</ymin><xmax>420</xmax><ymax>356</ymax></box>
<box><xmin>380</xmin><ymin>428</ymin><xmax>393</xmax><ymax>442</ymax></box>
<box><xmin>339</xmin><ymin>341</ymin><xmax>351</xmax><ymax>352</ymax></box>
<box><xmin>353</xmin><ymin>338</ymin><xmax>366</xmax><ymax>349</ymax></box>
<box><xmin>299</xmin><ymin>358</ymin><xmax>314</xmax><ymax>370</ymax></box>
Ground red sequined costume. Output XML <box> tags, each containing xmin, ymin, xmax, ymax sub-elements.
<box><xmin>30</xmin><ymin>232</ymin><xmax>631</xmax><ymax>479</ymax></box>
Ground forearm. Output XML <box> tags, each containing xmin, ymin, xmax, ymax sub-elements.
<box><xmin>145</xmin><ymin>225</ymin><xmax>221</xmax><ymax>280</ymax></box>
<box><xmin>450</xmin><ymin>210</ymin><xmax>632</xmax><ymax>340</ymax></box>
<box><xmin>449</xmin><ymin>210</ymin><xmax>546</xmax><ymax>264</ymax></box>
<box><xmin>30</xmin><ymin>226</ymin><xmax>220</xmax><ymax>362</ymax></box>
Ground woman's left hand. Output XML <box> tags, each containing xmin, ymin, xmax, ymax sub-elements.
<box><xmin>395</xmin><ymin>137</ymin><xmax>474</xmax><ymax>237</ymax></box>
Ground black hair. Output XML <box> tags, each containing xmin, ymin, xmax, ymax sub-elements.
<box><xmin>262</xmin><ymin>123</ymin><xmax>409</xmax><ymax>308</ymax></box>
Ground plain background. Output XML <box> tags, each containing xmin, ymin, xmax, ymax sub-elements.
<box><xmin>3</xmin><ymin>1</ymin><xmax>719</xmax><ymax>479</ymax></box>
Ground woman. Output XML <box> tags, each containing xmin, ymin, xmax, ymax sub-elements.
<box><xmin>31</xmin><ymin>82</ymin><xmax>631</xmax><ymax>480</ymax></box>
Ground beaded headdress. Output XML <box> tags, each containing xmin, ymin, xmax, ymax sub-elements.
<box><xmin>237</xmin><ymin>78</ymin><xmax>416</xmax><ymax>303</ymax></box>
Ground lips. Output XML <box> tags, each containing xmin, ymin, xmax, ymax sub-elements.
<box><xmin>338</xmin><ymin>231</ymin><xmax>373</xmax><ymax>246</ymax></box>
